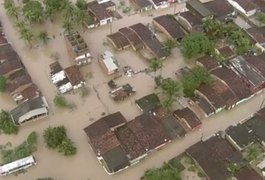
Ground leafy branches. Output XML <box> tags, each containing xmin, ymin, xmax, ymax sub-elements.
<box><xmin>0</xmin><ymin>110</ymin><xmax>18</xmax><ymax>135</ymax></box>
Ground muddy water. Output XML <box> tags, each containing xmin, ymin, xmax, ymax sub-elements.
<box><xmin>1</xmin><ymin>2</ymin><xmax>264</xmax><ymax>180</ymax></box>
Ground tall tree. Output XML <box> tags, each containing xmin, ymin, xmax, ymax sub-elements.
<box><xmin>76</xmin><ymin>0</ymin><xmax>87</xmax><ymax>10</ymax></box>
<box><xmin>149</xmin><ymin>58</ymin><xmax>163</xmax><ymax>77</ymax></box>
<box><xmin>20</xmin><ymin>27</ymin><xmax>35</xmax><ymax>47</ymax></box>
<box><xmin>0</xmin><ymin>76</ymin><xmax>6</xmax><ymax>92</ymax></box>
<box><xmin>3</xmin><ymin>0</ymin><xmax>20</xmax><ymax>20</ymax></box>
<box><xmin>22</xmin><ymin>0</ymin><xmax>44</xmax><ymax>23</ymax></box>
<box><xmin>63</xmin><ymin>20</ymin><xmax>74</xmax><ymax>34</ymax></box>
<box><xmin>74</xmin><ymin>8</ymin><xmax>92</xmax><ymax>28</ymax></box>
<box><xmin>163</xmin><ymin>38</ymin><xmax>177</xmax><ymax>54</ymax></box>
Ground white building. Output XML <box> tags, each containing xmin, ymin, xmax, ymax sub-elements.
<box><xmin>227</xmin><ymin>0</ymin><xmax>256</xmax><ymax>17</ymax></box>
<box><xmin>99</xmin><ymin>51</ymin><xmax>119</xmax><ymax>75</ymax></box>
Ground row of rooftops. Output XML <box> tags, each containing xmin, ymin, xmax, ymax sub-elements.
<box><xmin>181</xmin><ymin>51</ymin><xmax>265</xmax><ymax>117</ymax></box>
<box><xmin>184</xmin><ymin>106</ymin><xmax>265</xmax><ymax>180</ymax></box>
<box><xmin>84</xmin><ymin>93</ymin><xmax>202</xmax><ymax>174</ymax></box>
<box><xmin>0</xmin><ymin>21</ymin><xmax>48</xmax><ymax>126</ymax></box>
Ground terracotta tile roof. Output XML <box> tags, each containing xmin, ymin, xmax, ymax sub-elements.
<box><xmin>173</xmin><ymin>107</ymin><xmax>201</xmax><ymax>130</ymax></box>
<box><xmin>119</xmin><ymin>27</ymin><xmax>144</xmax><ymax>50</ymax></box>
<box><xmin>18</xmin><ymin>84</ymin><xmax>39</xmax><ymax>101</ymax></box>
<box><xmin>107</xmin><ymin>32</ymin><xmax>130</xmax><ymax>50</ymax></box>
<box><xmin>235</xmin><ymin>166</ymin><xmax>263</xmax><ymax>180</ymax></box>
<box><xmin>204</xmin><ymin>0</ymin><xmax>234</xmax><ymax>20</ymax></box>
<box><xmin>218</xmin><ymin>46</ymin><xmax>235</xmax><ymax>59</ymax></box>
<box><xmin>7</xmin><ymin>74</ymin><xmax>32</xmax><ymax>94</ymax></box>
<box><xmin>211</xmin><ymin>67</ymin><xmax>252</xmax><ymax>101</ymax></box>
<box><xmin>196</xmin><ymin>55</ymin><xmax>220</xmax><ymax>71</ymax></box>
<box><xmin>115</xmin><ymin>125</ymin><xmax>146</xmax><ymax>160</ymax></box>
<box><xmin>246</xmin><ymin>26</ymin><xmax>265</xmax><ymax>44</ymax></box>
<box><xmin>153</xmin><ymin>15</ymin><xmax>185</xmax><ymax>40</ymax></box>
<box><xmin>187</xmin><ymin>135</ymin><xmax>236</xmax><ymax>180</ymax></box>
<box><xmin>127</xmin><ymin>114</ymin><xmax>169</xmax><ymax>151</ymax></box>
<box><xmin>178</xmin><ymin>11</ymin><xmax>202</xmax><ymax>27</ymax></box>
<box><xmin>64</xmin><ymin>65</ymin><xmax>84</xmax><ymax>86</ymax></box>
<box><xmin>233</xmin><ymin>0</ymin><xmax>256</xmax><ymax>12</ymax></box>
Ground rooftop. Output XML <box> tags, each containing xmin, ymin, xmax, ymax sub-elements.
<box><xmin>217</xmin><ymin>46</ymin><xmax>235</xmax><ymax>59</ymax></box>
<box><xmin>243</xmin><ymin>53</ymin><xmax>265</xmax><ymax>77</ymax></box>
<box><xmin>135</xmin><ymin>93</ymin><xmax>160</xmax><ymax>113</ymax></box>
<box><xmin>246</xmin><ymin>26</ymin><xmax>265</xmax><ymax>45</ymax></box>
<box><xmin>178</xmin><ymin>11</ymin><xmax>202</xmax><ymax>28</ymax></box>
<box><xmin>231</xmin><ymin>0</ymin><xmax>257</xmax><ymax>12</ymax></box>
<box><xmin>187</xmin><ymin>135</ymin><xmax>236</xmax><ymax>180</ymax></box>
<box><xmin>173</xmin><ymin>107</ymin><xmax>202</xmax><ymax>131</ymax></box>
<box><xmin>230</xmin><ymin>56</ymin><xmax>265</xmax><ymax>88</ymax></box>
<box><xmin>235</xmin><ymin>166</ymin><xmax>263</xmax><ymax>180</ymax></box>
<box><xmin>211</xmin><ymin>67</ymin><xmax>252</xmax><ymax>101</ymax></box>
<box><xmin>186</xmin><ymin>0</ymin><xmax>213</xmax><ymax>18</ymax></box>
<box><xmin>153</xmin><ymin>15</ymin><xmax>185</xmax><ymax>40</ymax></box>
<box><xmin>64</xmin><ymin>65</ymin><xmax>84</xmax><ymax>86</ymax></box>
<box><xmin>204</xmin><ymin>0</ymin><xmax>234</xmax><ymax>20</ymax></box>
<box><xmin>191</xmin><ymin>95</ymin><xmax>215</xmax><ymax>116</ymax></box>
<box><xmin>119</xmin><ymin>27</ymin><xmax>144</xmax><ymax>50</ymax></box>
<box><xmin>88</xmin><ymin>1</ymin><xmax>112</xmax><ymax>21</ymax></box>
<box><xmin>107</xmin><ymin>32</ymin><xmax>130</xmax><ymax>50</ymax></box>
<box><xmin>130</xmin><ymin>0</ymin><xmax>152</xmax><ymax>10</ymax></box>
<box><xmin>196</xmin><ymin>55</ymin><xmax>220</xmax><ymax>71</ymax></box>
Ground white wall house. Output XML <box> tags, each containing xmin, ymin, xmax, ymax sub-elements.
<box><xmin>99</xmin><ymin>51</ymin><xmax>119</xmax><ymax>75</ymax></box>
<box><xmin>149</xmin><ymin>0</ymin><xmax>169</xmax><ymax>9</ymax></box>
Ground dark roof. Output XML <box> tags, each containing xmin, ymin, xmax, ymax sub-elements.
<box><xmin>233</xmin><ymin>0</ymin><xmax>256</xmax><ymax>12</ymax></box>
<box><xmin>253</xmin><ymin>0</ymin><xmax>265</xmax><ymax>12</ymax></box>
<box><xmin>127</xmin><ymin>114</ymin><xmax>169</xmax><ymax>151</ymax></box>
<box><xmin>186</xmin><ymin>0</ymin><xmax>213</xmax><ymax>18</ymax></box>
<box><xmin>49</xmin><ymin>62</ymin><xmax>63</xmax><ymax>75</ymax></box>
<box><xmin>159</xmin><ymin>115</ymin><xmax>186</xmax><ymax>140</ymax></box>
<box><xmin>151</xmin><ymin>0</ymin><xmax>167</xmax><ymax>6</ymax></box>
<box><xmin>119</xmin><ymin>27</ymin><xmax>144</xmax><ymax>50</ymax></box>
<box><xmin>196</xmin><ymin>55</ymin><xmax>220</xmax><ymax>71</ymax></box>
<box><xmin>10</xmin><ymin>96</ymin><xmax>47</xmax><ymax>125</ymax></box>
<box><xmin>15</xmin><ymin>84</ymin><xmax>39</xmax><ymax>101</ymax></box>
<box><xmin>246</xmin><ymin>26</ymin><xmax>265</xmax><ymax>45</ymax></box>
<box><xmin>186</xmin><ymin>135</ymin><xmax>236</xmax><ymax>180</ymax></box>
<box><xmin>256</xmin><ymin>106</ymin><xmax>265</xmax><ymax>119</ymax></box>
<box><xmin>135</xmin><ymin>93</ymin><xmax>160</xmax><ymax>112</ymax></box>
<box><xmin>107</xmin><ymin>32</ymin><xmax>130</xmax><ymax>50</ymax></box>
<box><xmin>230</xmin><ymin>56</ymin><xmax>265</xmax><ymax>88</ymax></box>
<box><xmin>235</xmin><ymin>166</ymin><xmax>263</xmax><ymax>180</ymax></box>
<box><xmin>204</xmin><ymin>0</ymin><xmax>234</xmax><ymax>20</ymax></box>
<box><xmin>196</xmin><ymin>80</ymin><xmax>234</xmax><ymax>110</ymax></box>
<box><xmin>192</xmin><ymin>95</ymin><xmax>215</xmax><ymax>116</ymax></box>
<box><xmin>83</xmin><ymin>112</ymin><xmax>126</xmax><ymax>155</ymax></box>
<box><xmin>115</xmin><ymin>125</ymin><xmax>146</xmax><ymax>160</ymax></box>
<box><xmin>64</xmin><ymin>65</ymin><xmax>84</xmax><ymax>86</ymax></box>
<box><xmin>109</xmin><ymin>84</ymin><xmax>135</xmax><ymax>101</ymax></box>
<box><xmin>7</xmin><ymin>74</ymin><xmax>32</xmax><ymax>94</ymax></box>
<box><xmin>244</xmin><ymin>115</ymin><xmax>265</xmax><ymax>143</ymax></box>
<box><xmin>211</xmin><ymin>67</ymin><xmax>252</xmax><ymax>101</ymax></box>
<box><xmin>101</xmin><ymin>146</ymin><xmax>130</xmax><ymax>173</ymax></box>
<box><xmin>153</xmin><ymin>15</ymin><xmax>185</xmax><ymax>40</ymax></box>
<box><xmin>88</xmin><ymin>1</ymin><xmax>112</xmax><ymax>21</ymax></box>
<box><xmin>178</xmin><ymin>11</ymin><xmax>202</xmax><ymax>27</ymax></box>
<box><xmin>243</xmin><ymin>53</ymin><xmax>265</xmax><ymax>77</ymax></box>
<box><xmin>173</xmin><ymin>107</ymin><xmax>201</xmax><ymax>130</ymax></box>
<box><xmin>0</xmin><ymin>33</ymin><xmax>8</xmax><ymax>46</ymax></box>
<box><xmin>130</xmin><ymin>0</ymin><xmax>152</xmax><ymax>9</ymax></box>
<box><xmin>130</xmin><ymin>23</ymin><xmax>168</xmax><ymax>59</ymax></box>
<box><xmin>218</xmin><ymin>46</ymin><xmax>235</xmax><ymax>59</ymax></box>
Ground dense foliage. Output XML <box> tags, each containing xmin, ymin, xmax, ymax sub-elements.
<box><xmin>43</xmin><ymin>126</ymin><xmax>77</xmax><ymax>156</ymax></box>
<box><xmin>1</xmin><ymin>132</ymin><xmax>37</xmax><ymax>163</ymax></box>
<box><xmin>53</xmin><ymin>95</ymin><xmax>68</xmax><ymax>108</ymax></box>
<box><xmin>0</xmin><ymin>76</ymin><xmax>6</xmax><ymax>92</ymax></box>
<box><xmin>22</xmin><ymin>0</ymin><xmax>44</xmax><ymax>23</ymax></box>
<box><xmin>0</xmin><ymin>110</ymin><xmax>18</xmax><ymax>135</ymax></box>
<box><xmin>182</xmin><ymin>66</ymin><xmax>213</xmax><ymax>97</ymax></box>
<box><xmin>141</xmin><ymin>163</ymin><xmax>181</xmax><ymax>180</ymax></box>
<box><xmin>181</xmin><ymin>33</ymin><xmax>214</xmax><ymax>59</ymax></box>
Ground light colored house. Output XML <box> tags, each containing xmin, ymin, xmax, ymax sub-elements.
<box><xmin>10</xmin><ymin>96</ymin><xmax>49</xmax><ymax>126</ymax></box>
<box><xmin>99</xmin><ymin>51</ymin><xmax>119</xmax><ymax>75</ymax></box>
<box><xmin>97</xmin><ymin>0</ymin><xmax>110</xmax><ymax>4</ymax></box>
<box><xmin>227</xmin><ymin>0</ymin><xmax>257</xmax><ymax>17</ymax></box>
<box><xmin>148</xmin><ymin>0</ymin><xmax>169</xmax><ymax>9</ymax></box>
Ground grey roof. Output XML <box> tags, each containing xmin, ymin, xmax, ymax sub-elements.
<box><xmin>230</xmin><ymin>56</ymin><xmax>265</xmax><ymax>87</ymax></box>
<box><xmin>130</xmin><ymin>0</ymin><xmax>152</xmax><ymax>9</ymax></box>
<box><xmin>186</xmin><ymin>0</ymin><xmax>213</xmax><ymax>18</ymax></box>
<box><xmin>101</xmin><ymin>146</ymin><xmax>130</xmax><ymax>173</ymax></box>
<box><xmin>135</xmin><ymin>93</ymin><xmax>160</xmax><ymax>113</ymax></box>
<box><xmin>10</xmin><ymin>96</ymin><xmax>48</xmax><ymax>125</ymax></box>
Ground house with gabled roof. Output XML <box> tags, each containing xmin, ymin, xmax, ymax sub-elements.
<box><xmin>243</xmin><ymin>53</ymin><xmax>265</xmax><ymax>78</ymax></box>
<box><xmin>176</xmin><ymin>11</ymin><xmax>203</xmax><ymax>33</ymax></box>
<box><xmin>186</xmin><ymin>0</ymin><xmax>214</xmax><ymax>19</ymax></box>
<box><xmin>135</xmin><ymin>93</ymin><xmax>161</xmax><ymax>113</ymax></box>
<box><xmin>64</xmin><ymin>65</ymin><xmax>85</xmax><ymax>90</ymax></box>
<box><xmin>119</xmin><ymin>27</ymin><xmax>144</xmax><ymax>51</ymax></box>
<box><xmin>230</xmin><ymin>56</ymin><xmax>265</xmax><ymax>93</ymax></box>
<box><xmin>227</xmin><ymin>0</ymin><xmax>257</xmax><ymax>17</ymax></box>
<box><xmin>246</xmin><ymin>26</ymin><xmax>265</xmax><ymax>51</ymax></box>
<box><xmin>153</xmin><ymin>15</ymin><xmax>185</xmax><ymax>41</ymax></box>
<box><xmin>98</xmin><ymin>51</ymin><xmax>119</xmax><ymax>75</ymax></box>
<box><xmin>130</xmin><ymin>0</ymin><xmax>153</xmax><ymax>12</ymax></box>
<box><xmin>106</xmin><ymin>32</ymin><xmax>130</xmax><ymax>51</ymax></box>
<box><xmin>10</xmin><ymin>96</ymin><xmax>49</xmax><ymax>126</ymax></box>
<box><xmin>148</xmin><ymin>0</ymin><xmax>169</xmax><ymax>9</ymax></box>
<box><xmin>64</xmin><ymin>31</ymin><xmax>92</xmax><ymax>66</ymax></box>
<box><xmin>196</xmin><ymin>55</ymin><xmax>221</xmax><ymax>72</ymax></box>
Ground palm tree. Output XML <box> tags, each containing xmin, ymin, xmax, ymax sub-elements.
<box><xmin>74</xmin><ymin>8</ymin><xmax>92</xmax><ymax>28</ymax></box>
<box><xmin>4</xmin><ymin>0</ymin><xmax>20</xmax><ymax>20</ymax></box>
<box><xmin>38</xmin><ymin>31</ymin><xmax>50</xmax><ymax>45</ymax></box>
<box><xmin>149</xmin><ymin>58</ymin><xmax>163</xmax><ymax>77</ymax></box>
<box><xmin>63</xmin><ymin>20</ymin><xmax>74</xmax><ymax>34</ymax></box>
<box><xmin>20</xmin><ymin>28</ymin><xmax>35</xmax><ymax>47</ymax></box>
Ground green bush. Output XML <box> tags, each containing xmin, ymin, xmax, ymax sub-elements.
<box><xmin>58</xmin><ymin>138</ymin><xmax>77</xmax><ymax>156</ymax></box>
<box><xmin>0</xmin><ymin>76</ymin><xmax>6</xmax><ymax>92</ymax></box>
<box><xmin>0</xmin><ymin>110</ymin><xmax>18</xmax><ymax>135</ymax></box>
<box><xmin>53</xmin><ymin>95</ymin><xmax>68</xmax><ymax>108</ymax></box>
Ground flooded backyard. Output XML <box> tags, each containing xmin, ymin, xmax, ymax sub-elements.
<box><xmin>1</xmin><ymin>1</ymin><xmax>265</xmax><ymax>180</ymax></box>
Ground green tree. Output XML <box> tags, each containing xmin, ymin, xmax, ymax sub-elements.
<box><xmin>202</xmin><ymin>18</ymin><xmax>223</xmax><ymax>39</ymax></box>
<box><xmin>182</xmin><ymin>66</ymin><xmax>212</xmax><ymax>97</ymax></box>
<box><xmin>74</xmin><ymin>8</ymin><xmax>92</xmax><ymax>27</ymax></box>
<box><xmin>0</xmin><ymin>76</ymin><xmax>6</xmax><ymax>92</ymax></box>
<box><xmin>43</xmin><ymin>126</ymin><xmax>67</xmax><ymax>149</ymax></box>
<box><xmin>228</xmin><ymin>30</ymin><xmax>251</xmax><ymax>55</ymax></box>
<box><xmin>38</xmin><ymin>31</ymin><xmax>50</xmax><ymax>45</ymax></box>
<box><xmin>58</xmin><ymin>138</ymin><xmax>77</xmax><ymax>156</ymax></box>
<box><xmin>0</xmin><ymin>110</ymin><xmax>18</xmax><ymax>135</ymax></box>
<box><xmin>3</xmin><ymin>0</ymin><xmax>20</xmax><ymax>20</ymax></box>
<box><xmin>244</xmin><ymin>143</ymin><xmax>264</xmax><ymax>162</ymax></box>
<box><xmin>76</xmin><ymin>0</ymin><xmax>87</xmax><ymax>10</ymax></box>
<box><xmin>22</xmin><ymin>0</ymin><xmax>43</xmax><ymax>23</ymax></box>
<box><xmin>142</xmin><ymin>163</ymin><xmax>181</xmax><ymax>180</ymax></box>
<box><xmin>256</xmin><ymin>12</ymin><xmax>265</xmax><ymax>24</ymax></box>
<box><xmin>163</xmin><ymin>38</ymin><xmax>177</xmax><ymax>54</ymax></box>
<box><xmin>43</xmin><ymin>0</ymin><xmax>68</xmax><ymax>19</ymax></box>
<box><xmin>181</xmin><ymin>33</ymin><xmax>214</xmax><ymax>59</ymax></box>
<box><xmin>62</xmin><ymin>20</ymin><xmax>74</xmax><ymax>34</ymax></box>
<box><xmin>19</xmin><ymin>27</ymin><xmax>35</xmax><ymax>47</ymax></box>
<box><xmin>27</xmin><ymin>131</ymin><xmax>37</xmax><ymax>147</ymax></box>
<box><xmin>149</xmin><ymin>58</ymin><xmax>163</xmax><ymax>77</ymax></box>
<box><xmin>53</xmin><ymin>95</ymin><xmax>68</xmax><ymax>108</ymax></box>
